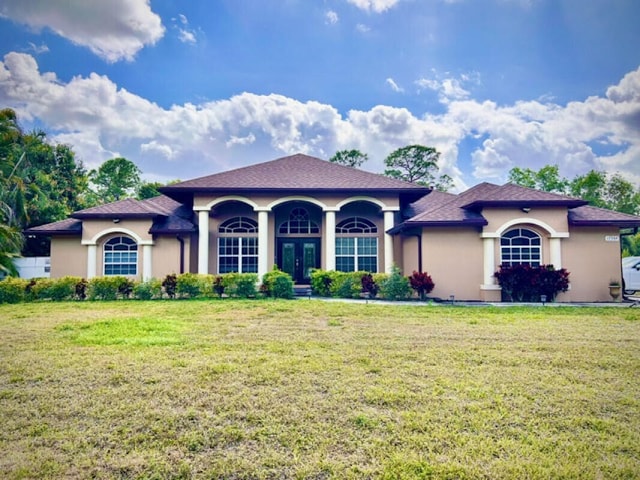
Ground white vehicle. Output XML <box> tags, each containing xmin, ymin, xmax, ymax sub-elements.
<box><xmin>622</xmin><ymin>257</ymin><xmax>640</xmax><ymax>294</ymax></box>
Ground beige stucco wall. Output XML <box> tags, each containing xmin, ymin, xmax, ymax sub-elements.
<box><xmin>562</xmin><ymin>226</ymin><xmax>623</xmax><ymax>302</ymax></box>
<box><xmin>152</xmin><ymin>235</ymin><xmax>191</xmax><ymax>278</ymax></box>
<box><xmin>420</xmin><ymin>227</ymin><xmax>484</xmax><ymax>301</ymax></box>
<box><xmin>482</xmin><ymin>207</ymin><xmax>569</xmax><ymax>235</ymax></box>
<box><xmin>50</xmin><ymin>236</ymin><xmax>86</xmax><ymax>278</ymax></box>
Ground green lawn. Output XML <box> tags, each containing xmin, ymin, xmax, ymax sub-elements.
<box><xmin>1</xmin><ymin>300</ymin><xmax>639</xmax><ymax>479</ymax></box>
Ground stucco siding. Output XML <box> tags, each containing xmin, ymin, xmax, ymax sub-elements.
<box><xmin>562</xmin><ymin>227</ymin><xmax>623</xmax><ymax>302</ymax></box>
<box><xmin>50</xmin><ymin>237</ymin><xmax>86</xmax><ymax>278</ymax></box>
<box><xmin>422</xmin><ymin>228</ymin><xmax>484</xmax><ymax>301</ymax></box>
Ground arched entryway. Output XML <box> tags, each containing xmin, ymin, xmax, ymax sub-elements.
<box><xmin>274</xmin><ymin>202</ymin><xmax>322</xmax><ymax>283</ymax></box>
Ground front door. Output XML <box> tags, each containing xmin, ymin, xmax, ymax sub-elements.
<box><xmin>278</xmin><ymin>238</ymin><xmax>320</xmax><ymax>284</ymax></box>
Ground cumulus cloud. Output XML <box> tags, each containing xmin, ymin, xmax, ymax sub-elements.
<box><xmin>346</xmin><ymin>0</ymin><xmax>401</xmax><ymax>13</ymax></box>
<box><xmin>325</xmin><ymin>10</ymin><xmax>339</xmax><ymax>25</ymax></box>
<box><xmin>0</xmin><ymin>0</ymin><xmax>164</xmax><ymax>62</ymax></box>
<box><xmin>416</xmin><ymin>73</ymin><xmax>474</xmax><ymax>103</ymax></box>
<box><xmin>0</xmin><ymin>52</ymin><xmax>638</xmax><ymax>189</ymax></box>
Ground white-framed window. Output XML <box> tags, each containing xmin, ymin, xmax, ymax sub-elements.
<box><xmin>218</xmin><ymin>217</ymin><xmax>258</xmax><ymax>274</ymax></box>
<box><xmin>335</xmin><ymin>217</ymin><xmax>378</xmax><ymax>272</ymax></box>
<box><xmin>500</xmin><ymin>228</ymin><xmax>541</xmax><ymax>267</ymax></box>
<box><xmin>104</xmin><ymin>236</ymin><xmax>138</xmax><ymax>275</ymax></box>
<box><xmin>279</xmin><ymin>208</ymin><xmax>320</xmax><ymax>234</ymax></box>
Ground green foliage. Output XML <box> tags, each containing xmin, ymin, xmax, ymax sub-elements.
<box><xmin>622</xmin><ymin>232</ymin><xmax>640</xmax><ymax>257</ymax></box>
<box><xmin>330</xmin><ymin>272</ymin><xmax>365</xmax><ymax>299</ymax></box>
<box><xmin>133</xmin><ymin>279</ymin><xmax>163</xmax><ymax>300</ymax></box>
<box><xmin>329</xmin><ymin>149</ymin><xmax>368</xmax><ymax>168</ymax></box>
<box><xmin>495</xmin><ymin>264</ymin><xmax>570</xmax><ymax>302</ymax></box>
<box><xmin>508</xmin><ymin>165</ymin><xmax>568</xmax><ymax>193</ymax></box>
<box><xmin>261</xmin><ymin>267</ymin><xmax>294</xmax><ymax>299</ymax></box>
<box><xmin>87</xmin><ymin>277</ymin><xmax>132</xmax><ymax>301</ymax></box>
<box><xmin>89</xmin><ymin>157</ymin><xmax>141</xmax><ymax>204</ymax></box>
<box><xmin>0</xmin><ymin>277</ymin><xmax>28</xmax><ymax>303</ymax></box>
<box><xmin>176</xmin><ymin>273</ymin><xmax>203</xmax><ymax>298</ymax></box>
<box><xmin>310</xmin><ymin>269</ymin><xmax>336</xmax><ymax>296</ymax></box>
<box><xmin>28</xmin><ymin>276</ymin><xmax>80</xmax><ymax>301</ymax></box>
<box><xmin>221</xmin><ymin>273</ymin><xmax>258</xmax><ymax>298</ymax></box>
<box><xmin>383</xmin><ymin>145</ymin><xmax>452</xmax><ymax>191</ymax></box>
<box><xmin>379</xmin><ymin>266</ymin><xmax>411</xmax><ymax>300</ymax></box>
<box><xmin>408</xmin><ymin>271</ymin><xmax>435</xmax><ymax>300</ymax></box>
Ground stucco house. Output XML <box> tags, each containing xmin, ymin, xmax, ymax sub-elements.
<box><xmin>27</xmin><ymin>153</ymin><xmax>640</xmax><ymax>302</ymax></box>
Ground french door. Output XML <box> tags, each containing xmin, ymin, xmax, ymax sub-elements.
<box><xmin>277</xmin><ymin>238</ymin><xmax>320</xmax><ymax>284</ymax></box>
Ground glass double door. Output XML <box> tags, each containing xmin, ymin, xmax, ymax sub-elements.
<box><xmin>277</xmin><ymin>238</ymin><xmax>320</xmax><ymax>284</ymax></box>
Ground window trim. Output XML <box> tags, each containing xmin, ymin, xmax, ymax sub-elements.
<box><xmin>103</xmin><ymin>235</ymin><xmax>138</xmax><ymax>276</ymax></box>
<box><xmin>217</xmin><ymin>216</ymin><xmax>259</xmax><ymax>274</ymax></box>
<box><xmin>500</xmin><ymin>227</ymin><xmax>542</xmax><ymax>267</ymax></box>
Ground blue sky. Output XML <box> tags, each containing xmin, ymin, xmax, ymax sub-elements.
<box><xmin>1</xmin><ymin>0</ymin><xmax>639</xmax><ymax>191</ymax></box>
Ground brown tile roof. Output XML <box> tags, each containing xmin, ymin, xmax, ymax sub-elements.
<box><xmin>459</xmin><ymin>183</ymin><xmax>587</xmax><ymax>209</ymax></box>
<box><xmin>25</xmin><ymin>218</ymin><xmax>82</xmax><ymax>235</ymax></box>
<box><xmin>569</xmin><ymin>205</ymin><xmax>640</xmax><ymax>227</ymax></box>
<box><xmin>161</xmin><ymin>153</ymin><xmax>430</xmax><ymax>195</ymax></box>
<box><xmin>28</xmin><ymin>196</ymin><xmax>196</xmax><ymax>236</ymax></box>
<box><xmin>394</xmin><ymin>182</ymin><xmax>640</xmax><ymax>231</ymax></box>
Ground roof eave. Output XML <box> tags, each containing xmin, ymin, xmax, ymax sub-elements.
<box><xmin>570</xmin><ymin>220</ymin><xmax>640</xmax><ymax>228</ymax></box>
<box><xmin>462</xmin><ymin>199</ymin><xmax>588</xmax><ymax>210</ymax></box>
<box><xmin>388</xmin><ymin>219</ymin><xmax>488</xmax><ymax>234</ymax></box>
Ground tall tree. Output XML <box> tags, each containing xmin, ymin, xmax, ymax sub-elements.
<box><xmin>0</xmin><ymin>108</ymin><xmax>89</xmax><ymax>257</ymax></box>
<box><xmin>329</xmin><ymin>149</ymin><xmax>368</xmax><ymax>168</ymax></box>
<box><xmin>383</xmin><ymin>145</ymin><xmax>452</xmax><ymax>191</ymax></box>
<box><xmin>89</xmin><ymin>157</ymin><xmax>141</xmax><ymax>204</ymax></box>
<box><xmin>508</xmin><ymin>165</ymin><xmax>568</xmax><ymax>193</ymax></box>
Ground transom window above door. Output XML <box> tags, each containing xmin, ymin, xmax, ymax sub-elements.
<box><xmin>279</xmin><ymin>208</ymin><xmax>319</xmax><ymax>234</ymax></box>
<box><xmin>500</xmin><ymin>228</ymin><xmax>541</xmax><ymax>267</ymax></box>
<box><xmin>219</xmin><ymin>217</ymin><xmax>258</xmax><ymax>233</ymax></box>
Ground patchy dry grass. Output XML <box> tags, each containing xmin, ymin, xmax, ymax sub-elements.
<box><xmin>0</xmin><ymin>300</ymin><xmax>639</xmax><ymax>479</ymax></box>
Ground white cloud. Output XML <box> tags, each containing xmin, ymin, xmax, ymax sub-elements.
<box><xmin>325</xmin><ymin>10</ymin><xmax>339</xmax><ymax>25</ymax></box>
<box><xmin>356</xmin><ymin>23</ymin><xmax>371</xmax><ymax>33</ymax></box>
<box><xmin>416</xmin><ymin>73</ymin><xmax>473</xmax><ymax>103</ymax></box>
<box><xmin>346</xmin><ymin>0</ymin><xmax>401</xmax><ymax>13</ymax></box>
<box><xmin>178</xmin><ymin>29</ymin><xmax>197</xmax><ymax>44</ymax></box>
<box><xmin>386</xmin><ymin>78</ymin><xmax>404</xmax><ymax>93</ymax></box>
<box><xmin>0</xmin><ymin>0</ymin><xmax>164</xmax><ymax>62</ymax></box>
<box><xmin>174</xmin><ymin>13</ymin><xmax>197</xmax><ymax>44</ymax></box>
<box><xmin>0</xmin><ymin>53</ymin><xmax>638</xmax><ymax>190</ymax></box>
<box><xmin>27</xmin><ymin>42</ymin><xmax>49</xmax><ymax>55</ymax></box>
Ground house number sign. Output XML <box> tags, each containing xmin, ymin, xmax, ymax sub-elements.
<box><xmin>605</xmin><ymin>235</ymin><xmax>619</xmax><ymax>242</ymax></box>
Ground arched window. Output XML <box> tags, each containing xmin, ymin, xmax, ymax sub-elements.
<box><xmin>104</xmin><ymin>236</ymin><xmax>138</xmax><ymax>275</ymax></box>
<box><xmin>500</xmin><ymin>228</ymin><xmax>541</xmax><ymax>267</ymax></box>
<box><xmin>335</xmin><ymin>217</ymin><xmax>378</xmax><ymax>272</ymax></box>
<box><xmin>218</xmin><ymin>217</ymin><xmax>258</xmax><ymax>274</ymax></box>
<box><xmin>279</xmin><ymin>208</ymin><xmax>319</xmax><ymax>234</ymax></box>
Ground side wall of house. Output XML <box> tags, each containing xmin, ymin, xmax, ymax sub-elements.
<box><xmin>50</xmin><ymin>236</ymin><xmax>86</xmax><ymax>278</ymax></box>
<box><xmin>562</xmin><ymin>226</ymin><xmax>623</xmax><ymax>302</ymax></box>
<box><xmin>420</xmin><ymin>227</ymin><xmax>484</xmax><ymax>301</ymax></box>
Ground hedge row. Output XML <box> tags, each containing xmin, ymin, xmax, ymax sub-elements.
<box><xmin>309</xmin><ymin>267</ymin><xmax>435</xmax><ymax>301</ymax></box>
<box><xmin>0</xmin><ymin>270</ymin><xmax>295</xmax><ymax>304</ymax></box>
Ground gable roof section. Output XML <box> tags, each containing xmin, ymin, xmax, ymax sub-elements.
<box><xmin>569</xmin><ymin>205</ymin><xmax>640</xmax><ymax>228</ymax></box>
<box><xmin>459</xmin><ymin>183</ymin><xmax>587</xmax><ymax>209</ymax></box>
<box><xmin>161</xmin><ymin>153</ymin><xmax>430</xmax><ymax>201</ymax></box>
<box><xmin>392</xmin><ymin>182</ymin><xmax>640</xmax><ymax>232</ymax></box>
<box><xmin>26</xmin><ymin>195</ymin><xmax>196</xmax><ymax>236</ymax></box>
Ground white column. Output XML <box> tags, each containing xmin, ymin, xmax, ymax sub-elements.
<box><xmin>142</xmin><ymin>244</ymin><xmax>152</xmax><ymax>281</ymax></box>
<box><xmin>87</xmin><ymin>244</ymin><xmax>97</xmax><ymax>279</ymax></box>
<box><xmin>383</xmin><ymin>210</ymin><xmax>395</xmax><ymax>274</ymax></box>
<box><xmin>198</xmin><ymin>210</ymin><xmax>210</xmax><ymax>274</ymax></box>
<box><xmin>325</xmin><ymin>210</ymin><xmax>336</xmax><ymax>271</ymax></box>
<box><xmin>483</xmin><ymin>237</ymin><xmax>495</xmax><ymax>286</ymax></box>
<box><xmin>550</xmin><ymin>237</ymin><xmax>562</xmax><ymax>269</ymax></box>
<box><xmin>257</xmin><ymin>210</ymin><xmax>269</xmax><ymax>280</ymax></box>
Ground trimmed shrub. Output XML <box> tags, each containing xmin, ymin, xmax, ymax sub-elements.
<box><xmin>408</xmin><ymin>271</ymin><xmax>435</xmax><ymax>300</ymax></box>
<box><xmin>222</xmin><ymin>273</ymin><xmax>258</xmax><ymax>298</ymax></box>
<box><xmin>330</xmin><ymin>272</ymin><xmax>365</xmax><ymax>299</ymax></box>
<box><xmin>0</xmin><ymin>277</ymin><xmax>28</xmax><ymax>304</ymax></box>
<box><xmin>176</xmin><ymin>273</ymin><xmax>202</xmax><ymax>298</ymax></box>
<box><xmin>87</xmin><ymin>277</ymin><xmax>124</xmax><ymax>300</ymax></box>
<box><xmin>494</xmin><ymin>264</ymin><xmax>570</xmax><ymax>302</ymax></box>
<box><xmin>261</xmin><ymin>267</ymin><xmax>294</xmax><ymax>299</ymax></box>
<box><xmin>134</xmin><ymin>279</ymin><xmax>163</xmax><ymax>300</ymax></box>
<box><xmin>213</xmin><ymin>275</ymin><xmax>225</xmax><ymax>297</ymax></box>
<box><xmin>310</xmin><ymin>269</ymin><xmax>335</xmax><ymax>297</ymax></box>
<box><xmin>379</xmin><ymin>266</ymin><xmax>411</xmax><ymax>300</ymax></box>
